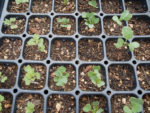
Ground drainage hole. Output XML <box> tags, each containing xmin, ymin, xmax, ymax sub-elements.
<box><xmin>18</xmin><ymin>59</ymin><xmax>22</xmax><ymax>63</ymax></box>
<box><xmin>13</xmin><ymin>89</ymin><xmax>18</xmax><ymax>93</ymax></box>
<box><xmin>44</xmin><ymin>90</ymin><xmax>49</xmax><ymax>95</ymax></box>
<box><xmin>49</xmin><ymin>34</ymin><xmax>53</xmax><ymax>38</ymax></box>
<box><xmin>75</xmin><ymin>60</ymin><xmax>79</xmax><ymax>65</ymax></box>
<box><xmin>75</xmin><ymin>90</ymin><xmax>80</xmax><ymax>95</ymax></box>
<box><xmin>104</xmin><ymin>60</ymin><xmax>108</xmax><ymax>65</ymax></box>
<box><xmin>132</xmin><ymin>60</ymin><xmax>137</xmax><ymax>64</ymax></box>
<box><xmin>102</xmin><ymin>35</ymin><xmax>106</xmax><ymax>39</ymax></box>
<box><xmin>107</xmin><ymin>90</ymin><xmax>111</xmax><ymax>95</ymax></box>
<box><xmin>138</xmin><ymin>90</ymin><xmax>142</xmax><ymax>95</ymax></box>
<box><xmin>46</xmin><ymin>60</ymin><xmax>50</xmax><ymax>64</ymax></box>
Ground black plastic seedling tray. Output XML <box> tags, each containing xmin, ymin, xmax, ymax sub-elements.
<box><xmin>0</xmin><ymin>0</ymin><xmax>150</xmax><ymax>113</ymax></box>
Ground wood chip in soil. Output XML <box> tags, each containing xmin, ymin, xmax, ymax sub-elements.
<box><xmin>49</xmin><ymin>65</ymin><xmax>76</xmax><ymax>91</ymax></box>
<box><xmin>0</xmin><ymin>38</ymin><xmax>22</xmax><ymax>60</ymax></box>
<box><xmin>24</xmin><ymin>38</ymin><xmax>48</xmax><ymax>60</ymax></box>
<box><xmin>20</xmin><ymin>64</ymin><xmax>46</xmax><ymax>90</ymax></box>
<box><xmin>79</xmin><ymin>39</ymin><xmax>104</xmax><ymax>61</ymax></box>
<box><xmin>50</xmin><ymin>39</ymin><xmax>76</xmax><ymax>61</ymax></box>
<box><xmin>53</xmin><ymin>16</ymin><xmax>75</xmax><ymax>35</ymax></box>
<box><xmin>31</xmin><ymin>0</ymin><xmax>52</xmax><ymax>13</ymax></box>
<box><xmin>108</xmin><ymin>64</ymin><xmax>136</xmax><ymax>91</ymax></box>
<box><xmin>16</xmin><ymin>94</ymin><xmax>44</xmax><ymax>113</ymax></box>
<box><xmin>48</xmin><ymin>95</ymin><xmax>75</xmax><ymax>113</ymax></box>
<box><xmin>106</xmin><ymin>39</ymin><xmax>131</xmax><ymax>61</ymax></box>
<box><xmin>54</xmin><ymin>0</ymin><xmax>75</xmax><ymax>13</ymax></box>
<box><xmin>143</xmin><ymin>94</ymin><xmax>150</xmax><ymax>113</ymax></box>
<box><xmin>79</xmin><ymin>65</ymin><xmax>106</xmax><ymax>91</ymax></box>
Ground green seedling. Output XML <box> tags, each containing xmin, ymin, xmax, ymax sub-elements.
<box><xmin>27</xmin><ymin>34</ymin><xmax>45</xmax><ymax>52</ymax></box>
<box><xmin>82</xmin><ymin>12</ymin><xmax>99</xmax><ymax>28</ymax></box>
<box><xmin>4</xmin><ymin>18</ymin><xmax>18</xmax><ymax>29</ymax></box>
<box><xmin>15</xmin><ymin>0</ymin><xmax>29</xmax><ymax>5</ymax></box>
<box><xmin>25</xmin><ymin>101</ymin><xmax>35</xmax><ymax>113</ymax></box>
<box><xmin>53</xmin><ymin>66</ymin><xmax>69</xmax><ymax>87</ymax></box>
<box><xmin>0</xmin><ymin>72</ymin><xmax>7</xmax><ymax>83</ymax></box>
<box><xmin>0</xmin><ymin>95</ymin><xmax>4</xmax><ymax>112</ymax></box>
<box><xmin>123</xmin><ymin>97</ymin><xmax>144</xmax><ymax>113</ymax></box>
<box><xmin>88</xmin><ymin>0</ymin><xmax>98</xmax><ymax>8</ymax></box>
<box><xmin>63</xmin><ymin>0</ymin><xmax>69</xmax><ymax>5</ymax></box>
<box><xmin>83</xmin><ymin>101</ymin><xmax>103</xmax><ymax>113</ymax></box>
<box><xmin>57</xmin><ymin>18</ymin><xmax>71</xmax><ymax>28</ymax></box>
<box><xmin>88</xmin><ymin>66</ymin><xmax>105</xmax><ymax>88</ymax></box>
<box><xmin>23</xmin><ymin>65</ymin><xmax>40</xmax><ymax>86</ymax></box>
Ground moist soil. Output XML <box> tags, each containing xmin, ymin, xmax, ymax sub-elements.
<box><xmin>79</xmin><ymin>65</ymin><xmax>106</xmax><ymax>91</ymax></box>
<box><xmin>106</xmin><ymin>39</ymin><xmax>131</xmax><ymax>61</ymax></box>
<box><xmin>24</xmin><ymin>38</ymin><xmax>48</xmax><ymax>60</ymax></box>
<box><xmin>79</xmin><ymin>95</ymin><xmax>107</xmax><ymax>113</ymax></box>
<box><xmin>50</xmin><ymin>39</ymin><xmax>76</xmax><ymax>61</ymax></box>
<box><xmin>54</xmin><ymin>0</ymin><xmax>75</xmax><ymax>13</ymax></box>
<box><xmin>48</xmin><ymin>95</ymin><xmax>75</xmax><ymax>113</ymax></box>
<box><xmin>0</xmin><ymin>38</ymin><xmax>22</xmax><ymax>60</ymax></box>
<box><xmin>31</xmin><ymin>0</ymin><xmax>52</xmax><ymax>13</ymax></box>
<box><xmin>143</xmin><ymin>94</ymin><xmax>150</xmax><ymax>113</ymax></box>
<box><xmin>78</xmin><ymin>0</ymin><xmax>99</xmax><ymax>12</ymax></box>
<box><xmin>28</xmin><ymin>17</ymin><xmax>50</xmax><ymax>35</ymax></box>
<box><xmin>53</xmin><ymin>16</ymin><xmax>75</xmax><ymax>35</ymax></box>
<box><xmin>49</xmin><ymin>64</ymin><xmax>76</xmax><ymax>91</ymax></box>
<box><xmin>101</xmin><ymin>0</ymin><xmax>123</xmax><ymax>14</ymax></box>
<box><xmin>16</xmin><ymin>93</ymin><xmax>44</xmax><ymax>113</ymax></box>
<box><xmin>79</xmin><ymin>38</ymin><xmax>104</xmax><ymax>61</ymax></box>
<box><xmin>20</xmin><ymin>64</ymin><xmax>46</xmax><ymax>90</ymax></box>
<box><xmin>108</xmin><ymin>64</ymin><xmax>136</xmax><ymax>91</ymax></box>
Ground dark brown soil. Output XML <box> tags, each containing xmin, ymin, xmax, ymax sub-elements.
<box><xmin>31</xmin><ymin>0</ymin><xmax>52</xmax><ymax>13</ymax></box>
<box><xmin>24</xmin><ymin>38</ymin><xmax>48</xmax><ymax>60</ymax></box>
<box><xmin>79</xmin><ymin>65</ymin><xmax>106</xmax><ymax>91</ymax></box>
<box><xmin>78</xmin><ymin>0</ymin><xmax>99</xmax><ymax>12</ymax></box>
<box><xmin>16</xmin><ymin>93</ymin><xmax>44</xmax><ymax>113</ymax></box>
<box><xmin>101</xmin><ymin>0</ymin><xmax>123</xmax><ymax>14</ymax></box>
<box><xmin>50</xmin><ymin>39</ymin><xmax>76</xmax><ymax>61</ymax></box>
<box><xmin>79</xmin><ymin>18</ymin><xmax>101</xmax><ymax>36</ymax></box>
<box><xmin>0</xmin><ymin>38</ymin><xmax>22</xmax><ymax>60</ymax></box>
<box><xmin>49</xmin><ymin>64</ymin><xmax>76</xmax><ymax>91</ymax></box>
<box><xmin>48</xmin><ymin>95</ymin><xmax>75</xmax><ymax>113</ymax></box>
<box><xmin>125</xmin><ymin>0</ymin><xmax>147</xmax><ymax>13</ymax></box>
<box><xmin>129</xmin><ymin>16</ymin><xmax>150</xmax><ymax>35</ymax></box>
<box><xmin>80</xmin><ymin>95</ymin><xmax>107</xmax><ymax>113</ymax></box>
<box><xmin>20</xmin><ymin>64</ymin><xmax>46</xmax><ymax>90</ymax></box>
<box><xmin>106</xmin><ymin>39</ymin><xmax>131</xmax><ymax>61</ymax></box>
<box><xmin>79</xmin><ymin>38</ymin><xmax>104</xmax><ymax>61</ymax></box>
<box><xmin>28</xmin><ymin>17</ymin><xmax>50</xmax><ymax>35</ymax></box>
<box><xmin>54</xmin><ymin>0</ymin><xmax>75</xmax><ymax>13</ymax></box>
<box><xmin>108</xmin><ymin>64</ymin><xmax>136</xmax><ymax>91</ymax></box>
<box><xmin>143</xmin><ymin>94</ymin><xmax>150</xmax><ymax>113</ymax></box>
<box><xmin>0</xmin><ymin>63</ymin><xmax>17</xmax><ymax>89</ymax></box>
<box><xmin>53</xmin><ymin>16</ymin><xmax>75</xmax><ymax>35</ymax></box>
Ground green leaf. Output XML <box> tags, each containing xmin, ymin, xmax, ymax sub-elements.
<box><xmin>93</xmin><ymin>66</ymin><xmax>100</xmax><ymax>71</ymax></box>
<box><xmin>10</xmin><ymin>25</ymin><xmax>18</xmax><ymax>29</ymax></box>
<box><xmin>1</xmin><ymin>76</ymin><xmax>7</xmax><ymax>83</ymax></box>
<box><xmin>96</xmin><ymin>108</ymin><xmax>103</xmax><ymax>113</ymax></box>
<box><xmin>114</xmin><ymin>38</ymin><xmax>124</xmax><ymax>48</ymax></box>
<box><xmin>120</xmin><ymin>10</ymin><xmax>132</xmax><ymax>21</ymax></box>
<box><xmin>92</xmin><ymin>101</ymin><xmax>99</xmax><ymax>106</ymax></box>
<box><xmin>10</xmin><ymin>18</ymin><xmax>16</xmax><ymax>22</ymax></box>
<box><xmin>25</xmin><ymin>102</ymin><xmax>35</xmax><ymax>113</ymax></box>
<box><xmin>112</xmin><ymin>16</ymin><xmax>122</xmax><ymax>26</ymax></box>
<box><xmin>0</xmin><ymin>95</ymin><xmax>4</xmax><ymax>102</ymax></box>
<box><xmin>128</xmin><ymin>42</ymin><xmax>140</xmax><ymax>52</ymax></box>
<box><xmin>130</xmin><ymin>97</ymin><xmax>144</xmax><ymax>105</ymax></box>
<box><xmin>123</xmin><ymin>106</ymin><xmax>132</xmax><ymax>113</ymax></box>
<box><xmin>88</xmin><ymin>0</ymin><xmax>98</xmax><ymax>8</ymax></box>
<box><xmin>122</xmin><ymin>26</ymin><xmax>133</xmax><ymax>40</ymax></box>
<box><xmin>15</xmin><ymin>0</ymin><xmax>29</xmax><ymax>4</ymax></box>
<box><xmin>83</xmin><ymin>104</ymin><xmax>92</xmax><ymax>112</ymax></box>
<box><xmin>131</xmin><ymin>103</ymin><xmax>142</xmax><ymax>113</ymax></box>
<box><xmin>82</xmin><ymin>12</ymin><xmax>88</xmax><ymax>18</ymax></box>
<box><xmin>4</xmin><ymin>19</ymin><xmax>11</xmax><ymax>26</ymax></box>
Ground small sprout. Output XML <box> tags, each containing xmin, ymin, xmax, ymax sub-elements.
<box><xmin>25</xmin><ymin>101</ymin><xmax>35</xmax><ymax>113</ymax></box>
<box><xmin>82</xmin><ymin>12</ymin><xmax>99</xmax><ymax>28</ymax></box>
<box><xmin>57</xmin><ymin>18</ymin><xmax>71</xmax><ymax>28</ymax></box>
<box><xmin>88</xmin><ymin>0</ymin><xmax>98</xmax><ymax>8</ymax></box>
<box><xmin>63</xmin><ymin>0</ymin><xmax>69</xmax><ymax>5</ymax></box>
<box><xmin>53</xmin><ymin>66</ymin><xmax>69</xmax><ymax>87</ymax></box>
<box><xmin>23</xmin><ymin>65</ymin><xmax>40</xmax><ymax>86</ymax></box>
<box><xmin>27</xmin><ymin>34</ymin><xmax>45</xmax><ymax>52</ymax></box>
<box><xmin>83</xmin><ymin>101</ymin><xmax>103</xmax><ymax>113</ymax></box>
<box><xmin>4</xmin><ymin>18</ymin><xmax>18</xmax><ymax>29</ymax></box>
<box><xmin>88</xmin><ymin>66</ymin><xmax>105</xmax><ymax>88</ymax></box>
<box><xmin>15</xmin><ymin>0</ymin><xmax>29</xmax><ymax>5</ymax></box>
<box><xmin>123</xmin><ymin>97</ymin><xmax>144</xmax><ymax>113</ymax></box>
<box><xmin>0</xmin><ymin>72</ymin><xmax>7</xmax><ymax>83</ymax></box>
<box><xmin>0</xmin><ymin>95</ymin><xmax>4</xmax><ymax>112</ymax></box>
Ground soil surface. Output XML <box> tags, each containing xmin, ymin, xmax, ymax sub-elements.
<box><xmin>108</xmin><ymin>64</ymin><xmax>136</xmax><ymax>91</ymax></box>
<box><xmin>143</xmin><ymin>94</ymin><xmax>150</xmax><ymax>113</ymax></box>
<box><xmin>80</xmin><ymin>95</ymin><xmax>107</xmax><ymax>113</ymax></box>
<box><xmin>20</xmin><ymin>64</ymin><xmax>46</xmax><ymax>90</ymax></box>
<box><xmin>16</xmin><ymin>93</ymin><xmax>44</xmax><ymax>113</ymax></box>
<box><xmin>101</xmin><ymin>0</ymin><xmax>123</xmax><ymax>14</ymax></box>
<box><xmin>51</xmin><ymin>39</ymin><xmax>76</xmax><ymax>61</ymax></box>
<box><xmin>106</xmin><ymin>39</ymin><xmax>131</xmax><ymax>61</ymax></box>
<box><xmin>48</xmin><ymin>95</ymin><xmax>75</xmax><ymax>113</ymax></box>
<box><xmin>79</xmin><ymin>65</ymin><xmax>106</xmax><ymax>91</ymax></box>
<box><xmin>28</xmin><ymin>17</ymin><xmax>50</xmax><ymax>35</ymax></box>
<box><xmin>53</xmin><ymin>16</ymin><xmax>75</xmax><ymax>35</ymax></box>
<box><xmin>24</xmin><ymin>38</ymin><xmax>48</xmax><ymax>60</ymax></box>
<box><xmin>31</xmin><ymin>0</ymin><xmax>52</xmax><ymax>13</ymax></box>
<box><xmin>49</xmin><ymin>64</ymin><xmax>76</xmax><ymax>91</ymax></box>
<box><xmin>54</xmin><ymin>0</ymin><xmax>75</xmax><ymax>13</ymax></box>
<box><xmin>0</xmin><ymin>38</ymin><xmax>22</xmax><ymax>60</ymax></box>
<box><xmin>78</xmin><ymin>0</ymin><xmax>99</xmax><ymax>12</ymax></box>
<box><xmin>79</xmin><ymin>38</ymin><xmax>104</xmax><ymax>61</ymax></box>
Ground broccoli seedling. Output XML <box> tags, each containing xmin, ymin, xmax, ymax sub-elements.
<box><xmin>0</xmin><ymin>72</ymin><xmax>7</xmax><ymax>83</ymax></box>
<box><xmin>88</xmin><ymin>66</ymin><xmax>105</xmax><ymax>88</ymax></box>
<box><xmin>63</xmin><ymin>0</ymin><xmax>69</xmax><ymax>5</ymax></box>
<box><xmin>25</xmin><ymin>101</ymin><xmax>35</xmax><ymax>113</ymax></box>
<box><xmin>83</xmin><ymin>101</ymin><xmax>103</xmax><ymax>113</ymax></box>
<box><xmin>27</xmin><ymin>34</ymin><xmax>45</xmax><ymax>52</ymax></box>
<box><xmin>53</xmin><ymin>66</ymin><xmax>70</xmax><ymax>87</ymax></box>
<box><xmin>0</xmin><ymin>95</ymin><xmax>4</xmax><ymax>112</ymax></box>
<box><xmin>4</xmin><ymin>18</ymin><xmax>18</xmax><ymax>29</ymax></box>
<box><xmin>123</xmin><ymin>97</ymin><xmax>144</xmax><ymax>113</ymax></box>
<box><xmin>88</xmin><ymin>0</ymin><xmax>98</xmax><ymax>8</ymax></box>
<box><xmin>23</xmin><ymin>65</ymin><xmax>40</xmax><ymax>86</ymax></box>
<box><xmin>15</xmin><ymin>0</ymin><xmax>29</xmax><ymax>5</ymax></box>
<box><xmin>82</xmin><ymin>12</ymin><xmax>99</xmax><ymax>28</ymax></box>
<box><xmin>57</xmin><ymin>18</ymin><xmax>71</xmax><ymax>28</ymax></box>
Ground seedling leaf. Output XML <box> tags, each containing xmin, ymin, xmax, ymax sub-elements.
<box><xmin>88</xmin><ymin>0</ymin><xmax>98</xmax><ymax>8</ymax></box>
<box><xmin>4</xmin><ymin>18</ymin><xmax>18</xmax><ymax>29</ymax></box>
<box><xmin>122</xmin><ymin>26</ymin><xmax>133</xmax><ymax>40</ymax></box>
<box><xmin>10</xmin><ymin>25</ymin><xmax>18</xmax><ymax>29</ymax></box>
<box><xmin>0</xmin><ymin>72</ymin><xmax>7</xmax><ymax>83</ymax></box>
<box><xmin>0</xmin><ymin>95</ymin><xmax>4</xmax><ymax>112</ymax></box>
<box><xmin>114</xmin><ymin>38</ymin><xmax>124</xmax><ymax>48</ymax></box>
<box><xmin>128</xmin><ymin>42</ymin><xmax>140</xmax><ymax>52</ymax></box>
<box><xmin>123</xmin><ymin>106</ymin><xmax>132</xmax><ymax>113</ymax></box>
<box><xmin>25</xmin><ymin>102</ymin><xmax>35</xmax><ymax>113</ymax></box>
<box><xmin>120</xmin><ymin>10</ymin><xmax>132</xmax><ymax>21</ymax></box>
<box><xmin>15</xmin><ymin>0</ymin><xmax>29</xmax><ymax>5</ymax></box>
<box><xmin>57</xmin><ymin>18</ymin><xmax>71</xmax><ymax>28</ymax></box>
<box><xmin>83</xmin><ymin>104</ymin><xmax>91</xmax><ymax>112</ymax></box>
<box><xmin>112</xmin><ymin>16</ymin><xmax>122</xmax><ymax>26</ymax></box>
